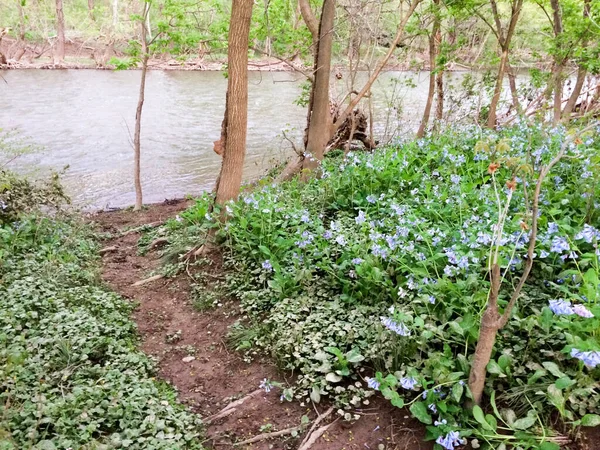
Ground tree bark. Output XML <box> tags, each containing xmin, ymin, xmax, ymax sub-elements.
<box><xmin>54</xmin><ymin>0</ymin><xmax>66</xmax><ymax>64</ymax></box>
<box><xmin>112</xmin><ymin>0</ymin><xmax>119</xmax><ymax>28</ymax></box>
<box><xmin>469</xmin><ymin>308</ymin><xmax>501</xmax><ymax>405</ymax></box>
<box><xmin>88</xmin><ymin>0</ymin><xmax>94</xmax><ymax>19</ymax></box>
<box><xmin>417</xmin><ymin>0</ymin><xmax>440</xmax><ymax>138</ymax></box>
<box><xmin>215</xmin><ymin>0</ymin><xmax>254</xmax><ymax>205</ymax></box>
<box><xmin>550</xmin><ymin>0</ymin><xmax>564</xmax><ymax>125</ymax></box>
<box><xmin>434</xmin><ymin>12</ymin><xmax>444</xmax><ymax>126</ymax></box>
<box><xmin>302</xmin><ymin>0</ymin><xmax>335</xmax><ymax>174</ymax></box>
<box><xmin>298</xmin><ymin>0</ymin><xmax>319</xmax><ymax>45</ymax></box>
<box><xmin>132</xmin><ymin>2</ymin><xmax>151</xmax><ymax>212</ymax></box>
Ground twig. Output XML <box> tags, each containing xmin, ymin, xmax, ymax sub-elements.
<box><xmin>131</xmin><ymin>274</ymin><xmax>164</xmax><ymax>286</ymax></box>
<box><xmin>204</xmin><ymin>389</ymin><xmax>263</xmax><ymax>424</ymax></box>
<box><xmin>234</xmin><ymin>427</ymin><xmax>300</xmax><ymax>446</ymax></box>
<box><xmin>99</xmin><ymin>246</ymin><xmax>118</xmax><ymax>256</ymax></box>
<box><xmin>297</xmin><ymin>421</ymin><xmax>337</xmax><ymax>450</ymax></box>
<box><xmin>298</xmin><ymin>407</ymin><xmax>334</xmax><ymax>449</ymax></box>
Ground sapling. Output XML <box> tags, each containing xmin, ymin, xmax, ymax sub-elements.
<box><xmin>468</xmin><ymin>131</ymin><xmax>585</xmax><ymax>405</ymax></box>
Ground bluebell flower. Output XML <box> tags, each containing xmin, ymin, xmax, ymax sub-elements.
<box><xmin>400</xmin><ymin>377</ymin><xmax>418</xmax><ymax>390</ymax></box>
<box><xmin>300</xmin><ymin>212</ymin><xmax>310</xmax><ymax>223</ymax></box>
<box><xmin>436</xmin><ymin>431</ymin><xmax>465</xmax><ymax>450</ymax></box>
<box><xmin>548</xmin><ymin>222</ymin><xmax>559</xmax><ymax>234</ymax></box>
<box><xmin>372</xmin><ymin>244</ymin><xmax>388</xmax><ymax>260</ymax></box>
<box><xmin>352</xmin><ymin>258</ymin><xmax>364</xmax><ymax>264</ymax></box>
<box><xmin>570</xmin><ymin>349</ymin><xmax>600</xmax><ymax>369</ymax></box>
<box><xmin>380</xmin><ymin>317</ymin><xmax>411</xmax><ymax>336</ymax></box>
<box><xmin>540</xmin><ymin>250</ymin><xmax>549</xmax><ymax>258</ymax></box>
<box><xmin>262</xmin><ymin>260</ymin><xmax>273</xmax><ymax>271</ymax></box>
<box><xmin>366</xmin><ymin>377</ymin><xmax>380</xmax><ymax>390</ymax></box>
<box><xmin>549</xmin><ymin>299</ymin><xmax>574</xmax><ymax>315</ymax></box>
<box><xmin>450</xmin><ymin>174</ymin><xmax>461</xmax><ymax>184</ymax></box>
<box><xmin>366</xmin><ymin>195</ymin><xmax>377</xmax><ymax>204</ymax></box>
<box><xmin>355</xmin><ymin>210</ymin><xmax>367</xmax><ymax>225</ymax></box>
<box><xmin>335</xmin><ymin>235</ymin><xmax>347</xmax><ymax>246</ymax></box>
<box><xmin>323</xmin><ymin>230</ymin><xmax>333</xmax><ymax>239</ymax></box>
<box><xmin>550</xmin><ymin>236</ymin><xmax>570</xmax><ymax>254</ymax></box>
<box><xmin>573</xmin><ymin>304</ymin><xmax>594</xmax><ymax>318</ymax></box>
<box><xmin>576</xmin><ymin>224</ymin><xmax>600</xmax><ymax>243</ymax></box>
<box><xmin>428</xmin><ymin>295</ymin><xmax>436</xmax><ymax>304</ymax></box>
<box><xmin>434</xmin><ymin>418</ymin><xmax>448</xmax><ymax>426</ymax></box>
<box><xmin>259</xmin><ymin>378</ymin><xmax>273</xmax><ymax>393</ymax></box>
<box><xmin>428</xmin><ymin>403</ymin><xmax>437</xmax><ymax>414</ymax></box>
<box><xmin>422</xmin><ymin>390</ymin><xmax>428</xmax><ymax>399</ymax></box>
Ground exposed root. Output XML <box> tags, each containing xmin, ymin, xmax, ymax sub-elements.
<box><xmin>233</xmin><ymin>427</ymin><xmax>300</xmax><ymax>446</ymax></box>
<box><xmin>149</xmin><ymin>237</ymin><xmax>169</xmax><ymax>249</ymax></box>
<box><xmin>131</xmin><ymin>274</ymin><xmax>164</xmax><ymax>286</ymax></box>
<box><xmin>204</xmin><ymin>389</ymin><xmax>263</xmax><ymax>424</ymax></box>
<box><xmin>297</xmin><ymin>422</ymin><xmax>336</xmax><ymax>450</ymax></box>
<box><xmin>298</xmin><ymin>407</ymin><xmax>334</xmax><ymax>449</ymax></box>
<box><xmin>99</xmin><ymin>246</ymin><xmax>118</xmax><ymax>256</ymax></box>
<box><xmin>120</xmin><ymin>221</ymin><xmax>163</xmax><ymax>236</ymax></box>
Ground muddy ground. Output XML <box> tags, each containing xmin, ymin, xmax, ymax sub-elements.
<box><xmin>91</xmin><ymin>199</ymin><xmax>430</xmax><ymax>450</ymax></box>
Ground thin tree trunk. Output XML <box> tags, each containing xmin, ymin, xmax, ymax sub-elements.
<box><xmin>215</xmin><ymin>0</ymin><xmax>254</xmax><ymax>204</ymax></box>
<box><xmin>469</xmin><ymin>308</ymin><xmax>500</xmax><ymax>405</ymax></box>
<box><xmin>487</xmin><ymin>47</ymin><xmax>508</xmax><ymax>128</ymax></box>
<box><xmin>417</xmin><ymin>0</ymin><xmax>440</xmax><ymax>138</ymax></box>
<box><xmin>88</xmin><ymin>0</ymin><xmax>94</xmax><ymax>19</ymax></box>
<box><xmin>112</xmin><ymin>0</ymin><xmax>119</xmax><ymax>28</ymax></box>
<box><xmin>417</xmin><ymin>32</ymin><xmax>436</xmax><ymax>138</ymax></box>
<box><xmin>14</xmin><ymin>0</ymin><xmax>27</xmax><ymax>61</ymax></box>
<box><xmin>54</xmin><ymin>0</ymin><xmax>65</xmax><ymax>64</ymax></box>
<box><xmin>298</xmin><ymin>0</ymin><xmax>319</xmax><ymax>45</ymax></box>
<box><xmin>302</xmin><ymin>0</ymin><xmax>335</xmax><ymax>173</ymax></box>
<box><xmin>434</xmin><ymin>12</ymin><xmax>444</xmax><ymax>127</ymax></box>
<box><xmin>550</xmin><ymin>0</ymin><xmax>564</xmax><ymax>125</ymax></box>
<box><xmin>507</xmin><ymin>63</ymin><xmax>521</xmax><ymax>114</ymax></box>
<box><xmin>132</xmin><ymin>2</ymin><xmax>150</xmax><ymax>212</ymax></box>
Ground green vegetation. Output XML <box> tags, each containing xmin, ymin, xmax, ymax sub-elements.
<box><xmin>153</xmin><ymin>123</ymin><xmax>600</xmax><ymax>449</ymax></box>
<box><xmin>0</xmin><ymin>173</ymin><xmax>204</xmax><ymax>449</ymax></box>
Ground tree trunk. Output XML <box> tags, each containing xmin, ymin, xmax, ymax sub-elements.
<box><xmin>468</xmin><ymin>308</ymin><xmax>500</xmax><ymax>405</ymax></box>
<box><xmin>417</xmin><ymin>32</ymin><xmax>436</xmax><ymax>138</ymax></box>
<box><xmin>302</xmin><ymin>0</ymin><xmax>335</xmax><ymax>174</ymax></box>
<box><xmin>298</xmin><ymin>0</ymin><xmax>319</xmax><ymax>46</ymax></box>
<box><xmin>14</xmin><ymin>0</ymin><xmax>27</xmax><ymax>61</ymax></box>
<box><xmin>487</xmin><ymin>46</ymin><xmax>508</xmax><ymax>128</ymax></box>
<box><xmin>112</xmin><ymin>0</ymin><xmax>119</xmax><ymax>28</ymax></box>
<box><xmin>434</xmin><ymin>13</ymin><xmax>444</xmax><ymax>127</ymax></box>
<box><xmin>506</xmin><ymin>63</ymin><xmax>521</xmax><ymax>114</ymax></box>
<box><xmin>88</xmin><ymin>0</ymin><xmax>94</xmax><ymax>19</ymax></box>
<box><xmin>417</xmin><ymin>0</ymin><xmax>440</xmax><ymax>138</ymax></box>
<box><xmin>132</xmin><ymin>2</ymin><xmax>150</xmax><ymax>212</ymax></box>
<box><xmin>215</xmin><ymin>0</ymin><xmax>254</xmax><ymax>205</ymax></box>
<box><xmin>54</xmin><ymin>0</ymin><xmax>65</xmax><ymax>64</ymax></box>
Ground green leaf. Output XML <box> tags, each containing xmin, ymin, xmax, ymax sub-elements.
<box><xmin>345</xmin><ymin>348</ymin><xmax>364</xmax><ymax>363</ymax></box>
<box><xmin>448</xmin><ymin>321</ymin><xmax>464</xmax><ymax>336</ymax></box>
<box><xmin>485</xmin><ymin>414</ymin><xmax>497</xmax><ymax>432</ymax></box>
<box><xmin>486</xmin><ymin>361</ymin><xmax>505</xmax><ymax>377</ymax></box>
<box><xmin>581</xmin><ymin>414</ymin><xmax>600</xmax><ymax>427</ymax></box>
<box><xmin>554</xmin><ymin>376</ymin><xmax>575</xmax><ymax>390</ymax></box>
<box><xmin>409</xmin><ymin>402</ymin><xmax>432</xmax><ymax>424</ymax></box>
<box><xmin>547</xmin><ymin>385</ymin><xmax>565</xmax><ymax>416</ymax></box>
<box><xmin>472</xmin><ymin>405</ymin><xmax>493</xmax><ymax>430</ymax></box>
<box><xmin>451</xmin><ymin>382</ymin><xmax>464</xmax><ymax>403</ymax></box>
<box><xmin>391</xmin><ymin>396</ymin><xmax>404</xmax><ymax>408</ymax></box>
<box><xmin>498</xmin><ymin>354</ymin><xmax>511</xmax><ymax>370</ymax></box>
<box><xmin>310</xmin><ymin>387</ymin><xmax>321</xmax><ymax>403</ymax></box>
<box><xmin>512</xmin><ymin>413</ymin><xmax>537</xmax><ymax>430</ymax></box>
<box><xmin>542</xmin><ymin>362</ymin><xmax>566</xmax><ymax>378</ymax></box>
<box><xmin>325</xmin><ymin>373</ymin><xmax>342</xmax><ymax>383</ymax></box>
<box><xmin>490</xmin><ymin>391</ymin><xmax>502</xmax><ymax>421</ymax></box>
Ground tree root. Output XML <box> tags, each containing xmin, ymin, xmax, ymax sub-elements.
<box><xmin>120</xmin><ymin>221</ymin><xmax>163</xmax><ymax>236</ymax></box>
<box><xmin>149</xmin><ymin>237</ymin><xmax>169</xmax><ymax>250</ymax></box>
<box><xmin>204</xmin><ymin>389</ymin><xmax>263</xmax><ymax>424</ymax></box>
<box><xmin>297</xmin><ymin>422</ymin><xmax>336</xmax><ymax>450</ymax></box>
<box><xmin>298</xmin><ymin>407</ymin><xmax>334</xmax><ymax>450</ymax></box>
<box><xmin>234</xmin><ymin>427</ymin><xmax>300</xmax><ymax>446</ymax></box>
<box><xmin>99</xmin><ymin>246</ymin><xmax>118</xmax><ymax>256</ymax></box>
<box><xmin>131</xmin><ymin>274</ymin><xmax>164</xmax><ymax>286</ymax></box>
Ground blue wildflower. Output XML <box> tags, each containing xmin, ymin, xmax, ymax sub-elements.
<box><xmin>549</xmin><ymin>299</ymin><xmax>574</xmax><ymax>315</ymax></box>
<box><xmin>428</xmin><ymin>403</ymin><xmax>437</xmax><ymax>414</ymax></box>
<box><xmin>436</xmin><ymin>431</ymin><xmax>465</xmax><ymax>450</ymax></box>
<box><xmin>550</xmin><ymin>236</ymin><xmax>570</xmax><ymax>254</ymax></box>
<box><xmin>352</xmin><ymin>258</ymin><xmax>364</xmax><ymax>264</ymax></box>
<box><xmin>323</xmin><ymin>230</ymin><xmax>333</xmax><ymax>239</ymax></box>
<box><xmin>573</xmin><ymin>304</ymin><xmax>594</xmax><ymax>318</ymax></box>
<box><xmin>335</xmin><ymin>235</ymin><xmax>347</xmax><ymax>246</ymax></box>
<box><xmin>366</xmin><ymin>377</ymin><xmax>380</xmax><ymax>390</ymax></box>
<box><xmin>355</xmin><ymin>210</ymin><xmax>367</xmax><ymax>225</ymax></box>
<box><xmin>259</xmin><ymin>378</ymin><xmax>273</xmax><ymax>393</ymax></box>
<box><xmin>428</xmin><ymin>295</ymin><xmax>436</xmax><ymax>304</ymax></box>
<box><xmin>548</xmin><ymin>222</ymin><xmax>559</xmax><ymax>234</ymax></box>
<box><xmin>400</xmin><ymin>377</ymin><xmax>418</xmax><ymax>390</ymax></box>
<box><xmin>450</xmin><ymin>174</ymin><xmax>461</xmax><ymax>184</ymax></box>
<box><xmin>380</xmin><ymin>317</ymin><xmax>411</xmax><ymax>336</ymax></box>
<box><xmin>262</xmin><ymin>260</ymin><xmax>273</xmax><ymax>271</ymax></box>
<box><xmin>576</xmin><ymin>224</ymin><xmax>600</xmax><ymax>243</ymax></box>
<box><xmin>366</xmin><ymin>195</ymin><xmax>377</xmax><ymax>204</ymax></box>
<box><xmin>570</xmin><ymin>349</ymin><xmax>600</xmax><ymax>369</ymax></box>
<box><xmin>434</xmin><ymin>419</ymin><xmax>448</xmax><ymax>426</ymax></box>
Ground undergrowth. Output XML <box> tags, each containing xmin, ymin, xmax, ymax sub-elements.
<box><xmin>0</xmin><ymin>212</ymin><xmax>204</xmax><ymax>449</ymax></box>
<box><xmin>150</xmin><ymin>122</ymin><xmax>600</xmax><ymax>449</ymax></box>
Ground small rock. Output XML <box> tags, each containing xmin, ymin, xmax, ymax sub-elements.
<box><xmin>182</xmin><ymin>356</ymin><xmax>196</xmax><ymax>363</ymax></box>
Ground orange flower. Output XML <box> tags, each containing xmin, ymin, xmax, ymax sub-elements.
<box><xmin>488</xmin><ymin>162</ymin><xmax>500</xmax><ymax>174</ymax></box>
<box><xmin>520</xmin><ymin>221</ymin><xmax>529</xmax><ymax>231</ymax></box>
<box><xmin>506</xmin><ymin>178</ymin><xmax>517</xmax><ymax>191</ymax></box>
<box><xmin>574</xmin><ymin>137</ymin><xmax>583</xmax><ymax>145</ymax></box>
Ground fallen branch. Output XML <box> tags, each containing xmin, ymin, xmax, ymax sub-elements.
<box><xmin>234</xmin><ymin>427</ymin><xmax>299</xmax><ymax>446</ymax></box>
<box><xmin>131</xmin><ymin>274</ymin><xmax>164</xmax><ymax>286</ymax></box>
<box><xmin>298</xmin><ymin>407</ymin><xmax>334</xmax><ymax>449</ymax></box>
<box><xmin>204</xmin><ymin>389</ymin><xmax>263</xmax><ymax>424</ymax></box>
<box><xmin>149</xmin><ymin>237</ymin><xmax>169</xmax><ymax>249</ymax></box>
<box><xmin>120</xmin><ymin>221</ymin><xmax>163</xmax><ymax>236</ymax></box>
<box><xmin>99</xmin><ymin>246</ymin><xmax>118</xmax><ymax>256</ymax></box>
<box><xmin>297</xmin><ymin>422</ymin><xmax>336</xmax><ymax>450</ymax></box>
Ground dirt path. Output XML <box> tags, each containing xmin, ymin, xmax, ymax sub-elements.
<box><xmin>91</xmin><ymin>200</ymin><xmax>429</xmax><ymax>450</ymax></box>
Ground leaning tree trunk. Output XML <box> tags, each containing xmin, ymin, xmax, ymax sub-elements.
<box><xmin>550</xmin><ymin>0</ymin><xmax>564</xmax><ymax>125</ymax></box>
<box><xmin>487</xmin><ymin>46</ymin><xmax>508</xmax><ymax>128</ymax></box>
<box><xmin>302</xmin><ymin>0</ymin><xmax>335</xmax><ymax>174</ymax></box>
<box><xmin>417</xmin><ymin>0</ymin><xmax>440</xmax><ymax>138</ymax></box>
<box><xmin>54</xmin><ymin>0</ymin><xmax>65</xmax><ymax>64</ymax></box>
<box><xmin>132</xmin><ymin>3</ymin><xmax>150</xmax><ymax>212</ymax></box>
<box><xmin>112</xmin><ymin>0</ymin><xmax>119</xmax><ymax>27</ymax></box>
<box><xmin>215</xmin><ymin>0</ymin><xmax>254</xmax><ymax>205</ymax></box>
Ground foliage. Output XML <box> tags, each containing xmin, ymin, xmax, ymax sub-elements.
<box><xmin>162</xmin><ymin>123</ymin><xmax>600</xmax><ymax>448</ymax></box>
<box><xmin>0</xmin><ymin>216</ymin><xmax>204</xmax><ymax>449</ymax></box>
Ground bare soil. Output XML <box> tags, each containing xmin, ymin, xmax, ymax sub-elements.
<box><xmin>91</xmin><ymin>199</ymin><xmax>430</xmax><ymax>450</ymax></box>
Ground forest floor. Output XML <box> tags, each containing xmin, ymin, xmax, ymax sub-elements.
<box><xmin>90</xmin><ymin>198</ymin><xmax>431</xmax><ymax>450</ymax></box>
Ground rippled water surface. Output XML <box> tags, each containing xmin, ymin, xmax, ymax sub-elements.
<box><xmin>2</xmin><ymin>69</ymin><xmax>449</xmax><ymax>208</ymax></box>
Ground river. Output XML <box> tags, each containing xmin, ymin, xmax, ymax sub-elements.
<box><xmin>1</xmin><ymin>69</ymin><xmax>463</xmax><ymax>209</ymax></box>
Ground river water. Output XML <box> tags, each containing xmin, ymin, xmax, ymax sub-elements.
<box><xmin>1</xmin><ymin>69</ymin><xmax>457</xmax><ymax>208</ymax></box>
